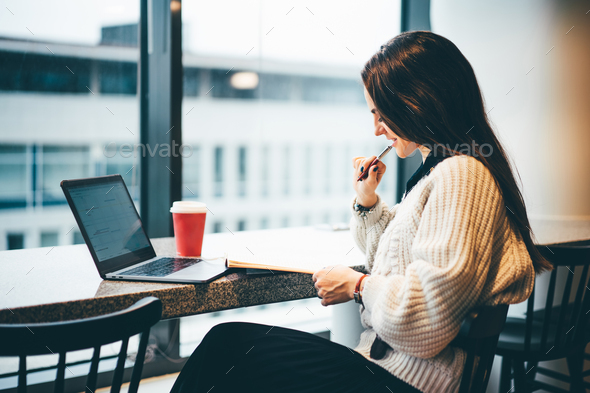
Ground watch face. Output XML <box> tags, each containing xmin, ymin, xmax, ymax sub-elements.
<box><xmin>354</xmin><ymin>292</ymin><xmax>361</xmax><ymax>303</ymax></box>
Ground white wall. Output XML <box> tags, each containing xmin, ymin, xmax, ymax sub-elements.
<box><xmin>432</xmin><ymin>0</ymin><xmax>590</xmax><ymax>221</ymax></box>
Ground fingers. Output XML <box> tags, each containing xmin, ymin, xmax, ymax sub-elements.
<box><xmin>352</xmin><ymin>156</ymin><xmax>364</xmax><ymax>169</ymax></box>
<box><xmin>316</xmin><ymin>283</ymin><xmax>330</xmax><ymax>306</ymax></box>
<box><xmin>316</xmin><ymin>287</ymin><xmax>324</xmax><ymax>299</ymax></box>
<box><xmin>358</xmin><ymin>160</ymin><xmax>386</xmax><ymax>183</ymax></box>
<box><xmin>352</xmin><ymin>156</ymin><xmax>368</xmax><ymax>172</ymax></box>
<box><xmin>362</xmin><ymin>156</ymin><xmax>377</xmax><ymax>171</ymax></box>
<box><xmin>313</xmin><ymin>266</ymin><xmax>329</xmax><ymax>282</ymax></box>
<box><xmin>317</xmin><ymin>288</ymin><xmax>329</xmax><ymax>307</ymax></box>
<box><xmin>354</xmin><ymin>157</ymin><xmax>378</xmax><ymax>183</ymax></box>
<box><xmin>314</xmin><ymin>267</ymin><xmax>330</xmax><ymax>304</ymax></box>
<box><xmin>314</xmin><ymin>265</ymin><xmax>349</xmax><ymax>307</ymax></box>
<box><xmin>352</xmin><ymin>156</ymin><xmax>377</xmax><ymax>173</ymax></box>
<box><xmin>359</xmin><ymin>156</ymin><xmax>376</xmax><ymax>177</ymax></box>
<box><xmin>368</xmin><ymin>161</ymin><xmax>387</xmax><ymax>182</ymax></box>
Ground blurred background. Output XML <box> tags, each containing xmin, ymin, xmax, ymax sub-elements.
<box><xmin>0</xmin><ymin>0</ymin><xmax>401</xmax><ymax>250</ymax></box>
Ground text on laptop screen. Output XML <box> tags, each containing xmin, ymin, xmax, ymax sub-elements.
<box><xmin>68</xmin><ymin>182</ymin><xmax>151</xmax><ymax>262</ymax></box>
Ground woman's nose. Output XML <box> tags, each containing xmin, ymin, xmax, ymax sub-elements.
<box><xmin>374</xmin><ymin>126</ymin><xmax>386</xmax><ymax>137</ymax></box>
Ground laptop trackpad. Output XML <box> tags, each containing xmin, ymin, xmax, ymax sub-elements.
<box><xmin>168</xmin><ymin>258</ymin><xmax>228</xmax><ymax>282</ymax></box>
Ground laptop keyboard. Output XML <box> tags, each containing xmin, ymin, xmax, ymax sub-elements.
<box><xmin>119</xmin><ymin>257</ymin><xmax>201</xmax><ymax>277</ymax></box>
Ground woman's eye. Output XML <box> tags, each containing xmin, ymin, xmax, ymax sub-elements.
<box><xmin>378</xmin><ymin>117</ymin><xmax>383</xmax><ymax>122</ymax></box>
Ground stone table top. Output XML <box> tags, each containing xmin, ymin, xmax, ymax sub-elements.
<box><xmin>0</xmin><ymin>226</ymin><xmax>365</xmax><ymax>323</ymax></box>
<box><xmin>1</xmin><ymin>220</ymin><xmax>589</xmax><ymax>324</ymax></box>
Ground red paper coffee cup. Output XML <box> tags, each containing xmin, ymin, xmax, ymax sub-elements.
<box><xmin>170</xmin><ymin>201</ymin><xmax>208</xmax><ymax>257</ymax></box>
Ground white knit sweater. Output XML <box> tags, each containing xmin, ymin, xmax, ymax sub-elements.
<box><xmin>349</xmin><ymin>155</ymin><xmax>535</xmax><ymax>393</ymax></box>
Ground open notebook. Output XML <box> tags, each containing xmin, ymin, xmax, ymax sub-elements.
<box><xmin>224</xmin><ymin>227</ymin><xmax>365</xmax><ymax>274</ymax></box>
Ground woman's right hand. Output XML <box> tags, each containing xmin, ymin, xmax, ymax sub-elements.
<box><xmin>352</xmin><ymin>156</ymin><xmax>386</xmax><ymax>207</ymax></box>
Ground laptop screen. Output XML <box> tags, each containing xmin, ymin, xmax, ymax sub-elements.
<box><xmin>62</xmin><ymin>175</ymin><xmax>155</xmax><ymax>274</ymax></box>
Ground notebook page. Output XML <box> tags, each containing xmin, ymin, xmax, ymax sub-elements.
<box><xmin>227</xmin><ymin>248</ymin><xmax>343</xmax><ymax>273</ymax></box>
<box><xmin>225</xmin><ymin>227</ymin><xmax>366</xmax><ymax>272</ymax></box>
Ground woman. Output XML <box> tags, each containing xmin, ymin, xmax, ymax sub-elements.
<box><xmin>170</xmin><ymin>31</ymin><xmax>550</xmax><ymax>393</ymax></box>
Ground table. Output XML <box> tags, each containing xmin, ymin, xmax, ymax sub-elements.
<box><xmin>0</xmin><ymin>226</ymin><xmax>365</xmax><ymax>323</ymax></box>
<box><xmin>1</xmin><ymin>220</ymin><xmax>589</xmax><ymax>324</ymax></box>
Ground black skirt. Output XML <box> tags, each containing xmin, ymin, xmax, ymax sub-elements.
<box><xmin>170</xmin><ymin>322</ymin><xmax>421</xmax><ymax>393</ymax></box>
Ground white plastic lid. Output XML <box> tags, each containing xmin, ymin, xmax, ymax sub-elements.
<box><xmin>170</xmin><ymin>201</ymin><xmax>208</xmax><ymax>213</ymax></box>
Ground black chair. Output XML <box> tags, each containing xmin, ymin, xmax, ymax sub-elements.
<box><xmin>452</xmin><ymin>304</ymin><xmax>509</xmax><ymax>393</ymax></box>
<box><xmin>496</xmin><ymin>243</ymin><xmax>590</xmax><ymax>393</ymax></box>
<box><xmin>0</xmin><ymin>296</ymin><xmax>162</xmax><ymax>393</ymax></box>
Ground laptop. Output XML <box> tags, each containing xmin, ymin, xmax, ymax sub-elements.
<box><xmin>61</xmin><ymin>174</ymin><xmax>229</xmax><ymax>283</ymax></box>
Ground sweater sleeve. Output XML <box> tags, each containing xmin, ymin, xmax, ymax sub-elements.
<box><xmin>360</xmin><ymin>157</ymin><xmax>502</xmax><ymax>359</ymax></box>
<box><xmin>349</xmin><ymin>193</ymin><xmax>399</xmax><ymax>270</ymax></box>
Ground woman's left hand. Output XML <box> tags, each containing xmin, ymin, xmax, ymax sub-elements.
<box><xmin>312</xmin><ymin>265</ymin><xmax>364</xmax><ymax>307</ymax></box>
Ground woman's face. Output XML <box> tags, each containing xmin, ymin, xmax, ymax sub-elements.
<box><xmin>363</xmin><ymin>87</ymin><xmax>419</xmax><ymax>158</ymax></box>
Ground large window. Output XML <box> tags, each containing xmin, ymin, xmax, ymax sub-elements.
<box><xmin>0</xmin><ymin>1</ymin><xmax>140</xmax><ymax>250</ymax></box>
<box><xmin>0</xmin><ymin>1</ymin><xmax>403</xmax><ymax>389</ymax></box>
<box><xmin>180</xmin><ymin>0</ymin><xmax>401</xmax><ymax>234</ymax></box>
<box><xmin>0</xmin><ymin>2</ymin><xmax>143</xmax><ymax>389</ymax></box>
<box><xmin>177</xmin><ymin>0</ymin><xmax>402</xmax><ymax>359</ymax></box>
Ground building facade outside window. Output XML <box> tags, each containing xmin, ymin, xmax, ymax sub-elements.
<box><xmin>0</xmin><ymin>1</ymin><xmax>140</xmax><ymax>250</ymax></box>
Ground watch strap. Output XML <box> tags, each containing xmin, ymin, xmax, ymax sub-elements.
<box><xmin>354</xmin><ymin>274</ymin><xmax>369</xmax><ymax>304</ymax></box>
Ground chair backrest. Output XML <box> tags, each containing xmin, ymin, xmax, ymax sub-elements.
<box><xmin>0</xmin><ymin>296</ymin><xmax>162</xmax><ymax>393</ymax></box>
<box><xmin>453</xmin><ymin>304</ymin><xmax>509</xmax><ymax>393</ymax></box>
<box><xmin>522</xmin><ymin>244</ymin><xmax>590</xmax><ymax>359</ymax></box>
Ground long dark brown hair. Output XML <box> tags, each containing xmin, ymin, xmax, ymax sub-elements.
<box><xmin>362</xmin><ymin>31</ymin><xmax>551</xmax><ymax>273</ymax></box>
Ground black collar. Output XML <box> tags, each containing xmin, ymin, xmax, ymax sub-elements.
<box><xmin>403</xmin><ymin>151</ymin><xmax>449</xmax><ymax>199</ymax></box>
